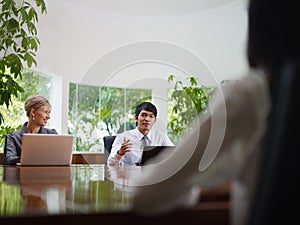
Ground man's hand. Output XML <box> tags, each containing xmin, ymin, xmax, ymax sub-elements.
<box><xmin>117</xmin><ymin>137</ymin><xmax>132</xmax><ymax>156</ymax></box>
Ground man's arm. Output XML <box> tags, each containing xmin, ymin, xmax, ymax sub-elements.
<box><xmin>107</xmin><ymin>135</ymin><xmax>132</xmax><ymax>165</ymax></box>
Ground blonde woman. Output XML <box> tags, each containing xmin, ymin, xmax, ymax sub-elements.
<box><xmin>4</xmin><ymin>95</ymin><xmax>57</xmax><ymax>165</ymax></box>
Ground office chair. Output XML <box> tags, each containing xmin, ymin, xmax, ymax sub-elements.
<box><xmin>103</xmin><ymin>135</ymin><xmax>116</xmax><ymax>164</ymax></box>
<box><xmin>247</xmin><ymin>60</ymin><xmax>300</xmax><ymax>225</ymax></box>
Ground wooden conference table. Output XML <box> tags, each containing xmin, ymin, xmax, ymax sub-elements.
<box><xmin>0</xmin><ymin>164</ymin><xmax>230</xmax><ymax>225</ymax></box>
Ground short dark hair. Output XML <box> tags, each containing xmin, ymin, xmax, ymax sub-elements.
<box><xmin>247</xmin><ymin>0</ymin><xmax>300</xmax><ymax>76</ymax></box>
<box><xmin>135</xmin><ymin>102</ymin><xmax>157</xmax><ymax>117</ymax></box>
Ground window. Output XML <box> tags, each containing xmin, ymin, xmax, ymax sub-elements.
<box><xmin>68</xmin><ymin>83</ymin><xmax>151</xmax><ymax>152</ymax></box>
<box><xmin>0</xmin><ymin>69</ymin><xmax>51</xmax><ymax>152</ymax></box>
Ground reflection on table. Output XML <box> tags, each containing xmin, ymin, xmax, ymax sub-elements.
<box><xmin>0</xmin><ymin>164</ymin><xmax>229</xmax><ymax>225</ymax></box>
<box><xmin>0</xmin><ymin>164</ymin><xmax>143</xmax><ymax>217</ymax></box>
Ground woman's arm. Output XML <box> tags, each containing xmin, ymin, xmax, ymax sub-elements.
<box><xmin>4</xmin><ymin>132</ymin><xmax>21</xmax><ymax>165</ymax></box>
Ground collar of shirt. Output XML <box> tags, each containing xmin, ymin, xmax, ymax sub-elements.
<box><xmin>133</xmin><ymin>127</ymin><xmax>152</xmax><ymax>143</ymax></box>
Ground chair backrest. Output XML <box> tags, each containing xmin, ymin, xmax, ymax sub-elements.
<box><xmin>0</xmin><ymin>153</ymin><xmax>3</xmax><ymax>165</ymax></box>
<box><xmin>103</xmin><ymin>135</ymin><xmax>116</xmax><ymax>164</ymax></box>
<box><xmin>247</xmin><ymin>60</ymin><xmax>300</xmax><ymax>225</ymax></box>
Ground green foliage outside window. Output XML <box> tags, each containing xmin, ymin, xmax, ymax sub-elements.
<box><xmin>0</xmin><ymin>70</ymin><xmax>51</xmax><ymax>152</ymax></box>
<box><xmin>167</xmin><ymin>75</ymin><xmax>216</xmax><ymax>144</ymax></box>
<box><xmin>68</xmin><ymin>83</ymin><xmax>151</xmax><ymax>152</ymax></box>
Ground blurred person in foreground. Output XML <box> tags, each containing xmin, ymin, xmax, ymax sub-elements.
<box><xmin>131</xmin><ymin>0</ymin><xmax>300</xmax><ymax>225</ymax></box>
<box><xmin>4</xmin><ymin>95</ymin><xmax>58</xmax><ymax>165</ymax></box>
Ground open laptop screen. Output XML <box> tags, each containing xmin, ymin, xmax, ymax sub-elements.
<box><xmin>140</xmin><ymin>146</ymin><xmax>175</xmax><ymax>166</ymax></box>
<box><xmin>19</xmin><ymin>133</ymin><xmax>74</xmax><ymax>166</ymax></box>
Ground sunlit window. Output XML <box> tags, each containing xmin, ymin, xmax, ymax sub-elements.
<box><xmin>68</xmin><ymin>83</ymin><xmax>151</xmax><ymax>152</ymax></box>
<box><xmin>0</xmin><ymin>69</ymin><xmax>51</xmax><ymax>152</ymax></box>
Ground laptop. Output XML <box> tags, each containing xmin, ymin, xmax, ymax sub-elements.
<box><xmin>19</xmin><ymin>133</ymin><xmax>74</xmax><ymax>166</ymax></box>
<box><xmin>140</xmin><ymin>146</ymin><xmax>175</xmax><ymax>165</ymax></box>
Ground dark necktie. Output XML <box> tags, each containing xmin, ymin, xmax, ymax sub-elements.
<box><xmin>135</xmin><ymin>136</ymin><xmax>149</xmax><ymax>166</ymax></box>
<box><xmin>142</xmin><ymin>136</ymin><xmax>149</xmax><ymax>146</ymax></box>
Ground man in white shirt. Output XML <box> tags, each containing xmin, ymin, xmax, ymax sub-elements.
<box><xmin>107</xmin><ymin>102</ymin><xmax>174</xmax><ymax>165</ymax></box>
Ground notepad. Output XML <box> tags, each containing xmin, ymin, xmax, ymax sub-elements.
<box><xmin>19</xmin><ymin>133</ymin><xmax>74</xmax><ymax>166</ymax></box>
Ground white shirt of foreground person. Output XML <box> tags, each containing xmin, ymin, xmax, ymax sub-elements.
<box><xmin>131</xmin><ymin>70</ymin><xmax>271</xmax><ymax>225</ymax></box>
<box><xmin>107</xmin><ymin>127</ymin><xmax>174</xmax><ymax>165</ymax></box>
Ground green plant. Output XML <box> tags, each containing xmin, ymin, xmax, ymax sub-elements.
<box><xmin>68</xmin><ymin>83</ymin><xmax>152</xmax><ymax>152</ymax></box>
<box><xmin>0</xmin><ymin>0</ymin><xmax>47</xmax><ymax>125</ymax></box>
<box><xmin>0</xmin><ymin>70</ymin><xmax>50</xmax><ymax>151</ymax></box>
<box><xmin>167</xmin><ymin>75</ymin><xmax>216</xmax><ymax>143</ymax></box>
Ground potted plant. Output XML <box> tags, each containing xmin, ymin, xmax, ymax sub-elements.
<box><xmin>167</xmin><ymin>74</ymin><xmax>216</xmax><ymax>143</ymax></box>
<box><xmin>0</xmin><ymin>0</ymin><xmax>47</xmax><ymax>146</ymax></box>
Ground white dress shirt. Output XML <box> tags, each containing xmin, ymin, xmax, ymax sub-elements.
<box><xmin>107</xmin><ymin>127</ymin><xmax>174</xmax><ymax>165</ymax></box>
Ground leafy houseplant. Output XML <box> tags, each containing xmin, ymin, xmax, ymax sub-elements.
<box><xmin>167</xmin><ymin>75</ymin><xmax>216</xmax><ymax>143</ymax></box>
<box><xmin>0</xmin><ymin>0</ymin><xmax>47</xmax><ymax>125</ymax></box>
<box><xmin>0</xmin><ymin>0</ymin><xmax>47</xmax><ymax>149</ymax></box>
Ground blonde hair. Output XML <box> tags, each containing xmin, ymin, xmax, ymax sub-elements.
<box><xmin>24</xmin><ymin>95</ymin><xmax>51</xmax><ymax>117</ymax></box>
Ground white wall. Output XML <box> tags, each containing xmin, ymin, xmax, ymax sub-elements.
<box><xmin>34</xmin><ymin>0</ymin><xmax>248</xmax><ymax>133</ymax></box>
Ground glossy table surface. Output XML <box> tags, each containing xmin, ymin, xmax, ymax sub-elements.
<box><xmin>0</xmin><ymin>164</ymin><xmax>230</xmax><ymax>225</ymax></box>
<box><xmin>0</xmin><ymin>164</ymin><xmax>143</xmax><ymax>216</ymax></box>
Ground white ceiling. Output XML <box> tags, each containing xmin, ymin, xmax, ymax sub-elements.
<box><xmin>66</xmin><ymin>0</ymin><xmax>241</xmax><ymax>16</ymax></box>
<box><xmin>36</xmin><ymin>0</ymin><xmax>248</xmax><ymax>83</ymax></box>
